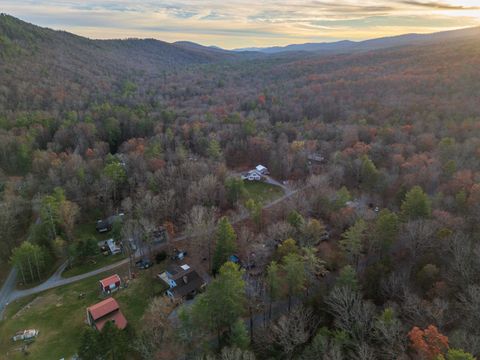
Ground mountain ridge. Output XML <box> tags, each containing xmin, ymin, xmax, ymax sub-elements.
<box><xmin>233</xmin><ymin>26</ymin><xmax>480</xmax><ymax>54</ymax></box>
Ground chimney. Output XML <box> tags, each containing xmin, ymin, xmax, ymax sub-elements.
<box><xmin>183</xmin><ymin>275</ymin><xmax>188</xmax><ymax>284</ymax></box>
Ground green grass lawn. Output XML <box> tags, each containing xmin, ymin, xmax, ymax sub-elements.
<box><xmin>243</xmin><ymin>181</ymin><xmax>284</xmax><ymax>205</ymax></box>
<box><xmin>0</xmin><ymin>262</ymin><xmax>168</xmax><ymax>360</ymax></box>
<box><xmin>62</xmin><ymin>253</ymin><xmax>126</xmax><ymax>278</ymax></box>
<box><xmin>74</xmin><ymin>221</ymin><xmax>111</xmax><ymax>242</ymax></box>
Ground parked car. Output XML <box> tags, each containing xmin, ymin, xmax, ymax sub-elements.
<box><xmin>135</xmin><ymin>259</ymin><xmax>153</xmax><ymax>269</ymax></box>
<box><xmin>95</xmin><ymin>213</ymin><xmax>124</xmax><ymax>233</ymax></box>
<box><xmin>12</xmin><ymin>329</ymin><xmax>39</xmax><ymax>342</ymax></box>
<box><xmin>171</xmin><ymin>249</ymin><xmax>187</xmax><ymax>260</ymax></box>
<box><xmin>128</xmin><ymin>238</ymin><xmax>137</xmax><ymax>252</ymax></box>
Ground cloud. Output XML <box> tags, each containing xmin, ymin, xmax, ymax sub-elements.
<box><xmin>399</xmin><ymin>1</ymin><xmax>480</xmax><ymax>10</ymax></box>
<box><xmin>1</xmin><ymin>0</ymin><xmax>480</xmax><ymax>48</ymax></box>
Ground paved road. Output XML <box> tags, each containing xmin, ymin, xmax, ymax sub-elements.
<box><xmin>0</xmin><ymin>258</ymin><xmax>130</xmax><ymax>319</ymax></box>
<box><xmin>0</xmin><ymin>177</ymin><xmax>300</xmax><ymax>320</ymax></box>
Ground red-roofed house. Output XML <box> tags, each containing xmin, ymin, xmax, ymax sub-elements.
<box><xmin>86</xmin><ymin>298</ymin><xmax>127</xmax><ymax>331</ymax></box>
<box><xmin>99</xmin><ymin>274</ymin><xmax>121</xmax><ymax>295</ymax></box>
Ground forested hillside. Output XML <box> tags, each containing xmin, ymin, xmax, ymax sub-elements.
<box><xmin>2</xmin><ymin>14</ymin><xmax>480</xmax><ymax>360</ymax></box>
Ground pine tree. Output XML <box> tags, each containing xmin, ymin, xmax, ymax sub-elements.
<box><xmin>191</xmin><ymin>262</ymin><xmax>246</xmax><ymax>343</ymax></box>
<box><xmin>401</xmin><ymin>186</ymin><xmax>431</xmax><ymax>221</ymax></box>
<box><xmin>339</xmin><ymin>219</ymin><xmax>367</xmax><ymax>268</ymax></box>
<box><xmin>212</xmin><ymin>217</ymin><xmax>237</xmax><ymax>273</ymax></box>
<box><xmin>282</xmin><ymin>252</ymin><xmax>306</xmax><ymax>312</ymax></box>
<box><xmin>230</xmin><ymin>319</ymin><xmax>250</xmax><ymax>349</ymax></box>
<box><xmin>266</xmin><ymin>261</ymin><xmax>281</xmax><ymax>319</ymax></box>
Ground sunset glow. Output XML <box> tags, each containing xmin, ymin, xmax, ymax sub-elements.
<box><xmin>2</xmin><ymin>1</ymin><xmax>480</xmax><ymax>48</ymax></box>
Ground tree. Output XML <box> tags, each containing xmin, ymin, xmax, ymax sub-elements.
<box><xmin>101</xmin><ymin>321</ymin><xmax>131</xmax><ymax>360</ymax></box>
<box><xmin>183</xmin><ymin>206</ymin><xmax>217</xmax><ymax>271</ymax></box>
<box><xmin>275</xmin><ymin>238</ymin><xmax>300</xmax><ymax>261</ymax></box>
<box><xmin>191</xmin><ymin>262</ymin><xmax>246</xmax><ymax>343</ymax></box>
<box><xmin>58</xmin><ymin>199</ymin><xmax>79</xmax><ymax>241</ymax></box>
<box><xmin>282</xmin><ymin>252</ymin><xmax>306</xmax><ymax>312</ymax></box>
<box><xmin>212</xmin><ymin>217</ymin><xmax>237</xmax><ymax>273</ymax></box>
<box><xmin>336</xmin><ymin>265</ymin><xmax>358</xmax><ymax>290</ymax></box>
<box><xmin>401</xmin><ymin>186</ymin><xmax>431</xmax><ymax>221</ymax></box>
<box><xmin>326</xmin><ymin>286</ymin><xmax>375</xmax><ymax>342</ymax></box>
<box><xmin>78</xmin><ymin>328</ymin><xmax>102</xmax><ymax>360</ymax></box>
<box><xmin>373</xmin><ymin>308</ymin><xmax>406</xmax><ymax>359</ymax></box>
<box><xmin>360</xmin><ymin>155</ymin><xmax>379</xmax><ymax>191</ymax></box>
<box><xmin>245</xmin><ymin>199</ymin><xmax>262</xmax><ymax>231</ymax></box>
<box><xmin>270</xmin><ymin>306</ymin><xmax>318</xmax><ymax>356</ymax></box>
<box><xmin>302</xmin><ymin>247</ymin><xmax>326</xmax><ymax>295</ymax></box>
<box><xmin>10</xmin><ymin>242</ymin><xmax>48</xmax><ymax>283</ymax></box>
<box><xmin>207</xmin><ymin>139</ymin><xmax>222</xmax><ymax>159</ymax></box>
<box><xmin>287</xmin><ymin>210</ymin><xmax>304</xmax><ymax>231</ymax></box>
<box><xmin>266</xmin><ymin>261</ymin><xmax>281</xmax><ymax>319</ymax></box>
<box><xmin>103</xmin><ymin>160</ymin><xmax>126</xmax><ymax>202</ymax></box>
<box><xmin>225</xmin><ymin>177</ymin><xmax>245</xmax><ymax>207</ymax></box>
<box><xmin>444</xmin><ymin>349</ymin><xmax>476</xmax><ymax>360</ymax></box>
<box><xmin>373</xmin><ymin>209</ymin><xmax>399</xmax><ymax>254</ymax></box>
<box><xmin>408</xmin><ymin>325</ymin><xmax>449</xmax><ymax>360</ymax></box>
<box><xmin>339</xmin><ymin>219</ymin><xmax>367</xmax><ymax>268</ymax></box>
<box><xmin>230</xmin><ymin>319</ymin><xmax>250</xmax><ymax>350</ymax></box>
<box><xmin>300</xmin><ymin>218</ymin><xmax>326</xmax><ymax>247</ymax></box>
<box><xmin>38</xmin><ymin>187</ymin><xmax>65</xmax><ymax>241</ymax></box>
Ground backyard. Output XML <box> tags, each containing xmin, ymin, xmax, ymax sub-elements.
<box><xmin>0</xmin><ymin>262</ymin><xmax>167</xmax><ymax>360</ymax></box>
<box><xmin>242</xmin><ymin>181</ymin><xmax>284</xmax><ymax>205</ymax></box>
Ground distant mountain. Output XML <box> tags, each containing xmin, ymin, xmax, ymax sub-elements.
<box><xmin>234</xmin><ymin>26</ymin><xmax>480</xmax><ymax>54</ymax></box>
<box><xmin>0</xmin><ymin>14</ymin><xmax>247</xmax><ymax>110</ymax></box>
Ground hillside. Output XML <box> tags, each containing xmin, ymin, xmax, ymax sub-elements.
<box><xmin>0</xmin><ymin>14</ymin><xmax>240</xmax><ymax>111</ymax></box>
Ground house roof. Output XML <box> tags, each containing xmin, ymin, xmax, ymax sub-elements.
<box><xmin>94</xmin><ymin>309</ymin><xmax>127</xmax><ymax>331</ymax></box>
<box><xmin>99</xmin><ymin>274</ymin><xmax>121</xmax><ymax>289</ymax></box>
<box><xmin>87</xmin><ymin>297</ymin><xmax>120</xmax><ymax>320</ymax></box>
<box><xmin>256</xmin><ymin>165</ymin><xmax>267</xmax><ymax>171</ymax></box>
<box><xmin>166</xmin><ymin>263</ymin><xmax>193</xmax><ymax>280</ymax></box>
<box><xmin>171</xmin><ymin>270</ymin><xmax>205</xmax><ymax>298</ymax></box>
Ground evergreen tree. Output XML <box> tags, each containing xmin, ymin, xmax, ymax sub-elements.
<box><xmin>282</xmin><ymin>252</ymin><xmax>306</xmax><ymax>312</ymax></box>
<box><xmin>229</xmin><ymin>319</ymin><xmax>250</xmax><ymax>350</ymax></box>
<box><xmin>78</xmin><ymin>328</ymin><xmax>102</xmax><ymax>360</ymax></box>
<box><xmin>212</xmin><ymin>217</ymin><xmax>237</xmax><ymax>273</ymax></box>
<box><xmin>225</xmin><ymin>177</ymin><xmax>245</xmax><ymax>207</ymax></box>
<box><xmin>360</xmin><ymin>155</ymin><xmax>380</xmax><ymax>191</ymax></box>
<box><xmin>336</xmin><ymin>265</ymin><xmax>358</xmax><ymax>290</ymax></box>
<box><xmin>287</xmin><ymin>210</ymin><xmax>304</xmax><ymax>231</ymax></box>
<box><xmin>339</xmin><ymin>219</ymin><xmax>367</xmax><ymax>268</ymax></box>
<box><xmin>373</xmin><ymin>209</ymin><xmax>399</xmax><ymax>254</ymax></box>
<box><xmin>266</xmin><ymin>261</ymin><xmax>281</xmax><ymax>319</ymax></box>
<box><xmin>401</xmin><ymin>186</ymin><xmax>431</xmax><ymax>221</ymax></box>
<box><xmin>245</xmin><ymin>199</ymin><xmax>262</xmax><ymax>231</ymax></box>
<box><xmin>191</xmin><ymin>262</ymin><xmax>246</xmax><ymax>343</ymax></box>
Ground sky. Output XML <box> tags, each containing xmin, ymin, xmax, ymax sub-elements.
<box><xmin>2</xmin><ymin>0</ymin><xmax>480</xmax><ymax>49</ymax></box>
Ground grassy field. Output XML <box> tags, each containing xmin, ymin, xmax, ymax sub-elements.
<box><xmin>243</xmin><ymin>181</ymin><xmax>284</xmax><ymax>205</ymax></box>
<box><xmin>74</xmin><ymin>221</ymin><xmax>111</xmax><ymax>242</ymax></box>
<box><xmin>0</xmin><ymin>262</ymin><xmax>167</xmax><ymax>360</ymax></box>
<box><xmin>62</xmin><ymin>253</ymin><xmax>126</xmax><ymax>278</ymax></box>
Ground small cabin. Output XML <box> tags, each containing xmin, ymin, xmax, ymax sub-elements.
<box><xmin>99</xmin><ymin>274</ymin><xmax>121</xmax><ymax>295</ymax></box>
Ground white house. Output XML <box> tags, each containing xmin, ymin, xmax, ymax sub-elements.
<box><xmin>241</xmin><ymin>170</ymin><xmax>262</xmax><ymax>181</ymax></box>
<box><xmin>255</xmin><ymin>165</ymin><xmax>269</xmax><ymax>175</ymax></box>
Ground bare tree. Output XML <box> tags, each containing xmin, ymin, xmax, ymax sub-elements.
<box><xmin>326</xmin><ymin>286</ymin><xmax>375</xmax><ymax>343</ymax></box>
<box><xmin>183</xmin><ymin>205</ymin><xmax>217</xmax><ymax>269</ymax></box>
<box><xmin>401</xmin><ymin>220</ymin><xmax>437</xmax><ymax>263</ymax></box>
<box><xmin>269</xmin><ymin>306</ymin><xmax>318</xmax><ymax>357</ymax></box>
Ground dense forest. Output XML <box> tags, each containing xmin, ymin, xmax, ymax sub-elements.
<box><xmin>2</xmin><ymin>13</ymin><xmax>480</xmax><ymax>360</ymax></box>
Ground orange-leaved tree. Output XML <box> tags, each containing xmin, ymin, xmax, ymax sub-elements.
<box><xmin>408</xmin><ymin>325</ymin><xmax>449</xmax><ymax>360</ymax></box>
